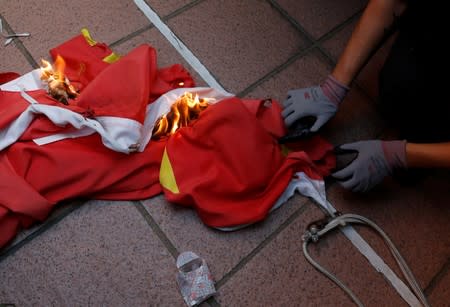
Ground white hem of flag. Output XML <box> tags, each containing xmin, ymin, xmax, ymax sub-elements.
<box><xmin>1</xmin><ymin>71</ymin><xmax>233</xmax><ymax>154</ymax></box>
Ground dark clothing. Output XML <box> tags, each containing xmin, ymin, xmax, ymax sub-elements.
<box><xmin>378</xmin><ymin>1</ymin><xmax>449</xmax><ymax>142</ymax></box>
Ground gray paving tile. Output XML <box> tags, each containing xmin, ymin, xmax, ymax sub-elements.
<box><xmin>1</xmin><ymin>0</ymin><xmax>150</xmax><ymax>65</ymax></box>
<box><xmin>277</xmin><ymin>0</ymin><xmax>368</xmax><ymax>39</ymax></box>
<box><xmin>216</xmin><ymin>201</ymin><xmax>406</xmax><ymax>306</ymax></box>
<box><xmin>141</xmin><ymin>193</ymin><xmax>312</xmax><ymax>281</ymax></box>
<box><xmin>167</xmin><ymin>0</ymin><xmax>309</xmax><ymax>93</ymax></box>
<box><xmin>246</xmin><ymin>50</ymin><xmax>332</xmax><ymax>102</ymax></box>
<box><xmin>320</xmin><ymin>19</ymin><xmax>356</xmax><ymax>61</ymax></box>
<box><xmin>321</xmin><ymin>86</ymin><xmax>385</xmax><ymax>145</ymax></box>
<box><xmin>0</xmin><ymin>200</ymin><xmax>185</xmax><ymax>306</ymax></box>
<box><xmin>0</xmin><ymin>200</ymin><xmax>83</xmax><ymax>259</ymax></box>
<box><xmin>0</xmin><ymin>41</ymin><xmax>34</xmax><ymax>74</ymax></box>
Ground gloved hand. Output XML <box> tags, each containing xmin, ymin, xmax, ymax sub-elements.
<box><xmin>281</xmin><ymin>75</ymin><xmax>349</xmax><ymax>132</ymax></box>
<box><xmin>332</xmin><ymin>140</ymin><xmax>407</xmax><ymax>192</ymax></box>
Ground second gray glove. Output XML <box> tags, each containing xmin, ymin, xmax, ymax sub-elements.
<box><xmin>331</xmin><ymin>140</ymin><xmax>407</xmax><ymax>192</ymax></box>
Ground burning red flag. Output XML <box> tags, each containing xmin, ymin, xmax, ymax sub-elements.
<box><xmin>40</xmin><ymin>54</ymin><xmax>78</xmax><ymax>104</ymax></box>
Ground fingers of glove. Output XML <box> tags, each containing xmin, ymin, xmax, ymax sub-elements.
<box><xmin>284</xmin><ymin>90</ymin><xmax>301</xmax><ymax>104</ymax></box>
<box><xmin>353</xmin><ymin>177</ymin><xmax>378</xmax><ymax>193</ymax></box>
<box><xmin>286</xmin><ymin>89</ymin><xmax>305</xmax><ymax>98</ymax></box>
<box><xmin>284</xmin><ymin>112</ymin><xmax>306</xmax><ymax>127</ymax></box>
<box><xmin>283</xmin><ymin>89</ymin><xmax>309</xmax><ymax>108</ymax></box>
<box><xmin>338</xmin><ymin>142</ymin><xmax>362</xmax><ymax>152</ymax></box>
<box><xmin>349</xmin><ymin>168</ymin><xmax>386</xmax><ymax>192</ymax></box>
<box><xmin>336</xmin><ymin>176</ymin><xmax>359</xmax><ymax>191</ymax></box>
<box><xmin>281</xmin><ymin>105</ymin><xmax>297</xmax><ymax>123</ymax></box>
<box><xmin>282</xmin><ymin>106</ymin><xmax>315</xmax><ymax>127</ymax></box>
<box><xmin>282</xmin><ymin>97</ymin><xmax>293</xmax><ymax>108</ymax></box>
<box><xmin>334</xmin><ymin>164</ymin><xmax>371</xmax><ymax>192</ymax></box>
<box><xmin>281</xmin><ymin>104</ymin><xmax>294</xmax><ymax>118</ymax></box>
<box><xmin>309</xmin><ymin>114</ymin><xmax>330</xmax><ymax>132</ymax></box>
<box><xmin>331</xmin><ymin>163</ymin><xmax>355</xmax><ymax>180</ymax></box>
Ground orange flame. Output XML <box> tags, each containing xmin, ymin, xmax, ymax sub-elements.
<box><xmin>40</xmin><ymin>54</ymin><xmax>78</xmax><ymax>104</ymax></box>
<box><xmin>152</xmin><ymin>92</ymin><xmax>210</xmax><ymax>140</ymax></box>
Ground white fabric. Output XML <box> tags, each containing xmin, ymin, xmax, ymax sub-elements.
<box><xmin>0</xmin><ymin>69</ymin><xmax>42</xmax><ymax>91</ymax></box>
<box><xmin>140</xmin><ymin>87</ymin><xmax>234</xmax><ymax>151</ymax></box>
<box><xmin>0</xmin><ymin>92</ymin><xmax>143</xmax><ymax>154</ymax></box>
<box><xmin>0</xmin><ymin>71</ymin><xmax>233</xmax><ymax>154</ymax></box>
<box><xmin>273</xmin><ymin>172</ymin><xmax>336</xmax><ymax>213</ymax></box>
<box><xmin>33</xmin><ymin>127</ymin><xmax>95</xmax><ymax>146</ymax></box>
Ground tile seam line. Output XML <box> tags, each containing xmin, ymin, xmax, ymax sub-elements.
<box><xmin>264</xmin><ymin>1</ymin><xmax>374</xmax><ymax>100</ymax></box>
<box><xmin>215</xmin><ymin>181</ymin><xmax>339</xmax><ymax>289</ymax></box>
<box><xmin>214</xmin><ymin>183</ymin><xmax>337</xmax><ymax>288</ymax></box>
<box><xmin>109</xmin><ymin>25</ymin><xmax>153</xmax><ymax>48</ymax></box>
<box><xmin>237</xmin><ymin>40</ymin><xmax>365</xmax><ymax>99</ymax></box>
<box><xmin>133</xmin><ymin>0</ymin><xmax>225</xmax><ymax>92</ymax></box>
<box><xmin>0</xmin><ymin>200</ymin><xmax>85</xmax><ymax>262</ymax></box>
<box><xmin>132</xmin><ymin>201</ymin><xmax>223</xmax><ymax>303</ymax></box>
<box><xmin>134</xmin><ymin>201</ymin><xmax>179</xmax><ymax>259</ymax></box>
<box><xmin>267</xmin><ymin>0</ymin><xmax>364</xmax><ymax>45</ymax></box>
<box><xmin>0</xmin><ymin>13</ymin><xmax>38</xmax><ymax>69</ymax></box>
<box><xmin>215</xmin><ymin>201</ymin><xmax>315</xmax><ymax>289</ymax></box>
<box><xmin>110</xmin><ymin>0</ymin><xmax>205</xmax><ymax>48</ymax></box>
<box><xmin>159</xmin><ymin>0</ymin><xmax>206</xmax><ymax>21</ymax></box>
<box><xmin>238</xmin><ymin>45</ymin><xmax>316</xmax><ymax>98</ymax></box>
<box><xmin>239</xmin><ymin>6</ymin><xmax>363</xmax><ymax>97</ymax></box>
<box><xmin>424</xmin><ymin>256</ymin><xmax>450</xmax><ymax>296</ymax></box>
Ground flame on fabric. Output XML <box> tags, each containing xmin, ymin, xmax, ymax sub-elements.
<box><xmin>40</xmin><ymin>54</ymin><xmax>78</xmax><ymax>104</ymax></box>
<box><xmin>152</xmin><ymin>92</ymin><xmax>210</xmax><ymax>140</ymax></box>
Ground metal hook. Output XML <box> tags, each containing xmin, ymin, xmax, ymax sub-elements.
<box><xmin>1</xmin><ymin>17</ymin><xmax>30</xmax><ymax>46</ymax></box>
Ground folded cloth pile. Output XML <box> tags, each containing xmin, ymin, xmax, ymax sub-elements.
<box><xmin>0</xmin><ymin>31</ymin><xmax>334</xmax><ymax>248</ymax></box>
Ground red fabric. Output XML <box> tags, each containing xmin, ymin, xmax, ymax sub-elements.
<box><xmin>283</xmin><ymin>137</ymin><xmax>336</xmax><ymax>177</ymax></box>
<box><xmin>49</xmin><ymin>34</ymin><xmax>112</xmax><ymax>92</ymax></box>
<box><xmin>75</xmin><ymin>45</ymin><xmax>155</xmax><ymax>122</ymax></box>
<box><xmin>150</xmin><ymin>64</ymin><xmax>196</xmax><ymax>102</ymax></box>
<box><xmin>161</xmin><ymin>98</ymin><xmax>335</xmax><ymax>227</ymax></box>
<box><xmin>0</xmin><ymin>44</ymin><xmax>196</xmax><ymax>140</ymax></box>
<box><xmin>0</xmin><ymin>72</ymin><xmax>20</xmax><ymax>85</ymax></box>
<box><xmin>0</xmin><ymin>90</ymin><xmax>79</xmax><ymax>138</ymax></box>
<box><xmin>0</xmin><ymin>134</ymin><xmax>167</xmax><ymax>248</ymax></box>
<box><xmin>0</xmin><ymin>35</ymin><xmax>195</xmax><ymax>247</ymax></box>
<box><xmin>0</xmin><ymin>33</ymin><xmax>334</xmax><ymax>247</ymax></box>
<box><xmin>242</xmin><ymin>99</ymin><xmax>287</xmax><ymax>138</ymax></box>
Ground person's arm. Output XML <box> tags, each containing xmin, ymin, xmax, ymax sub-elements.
<box><xmin>331</xmin><ymin>0</ymin><xmax>408</xmax><ymax>86</ymax></box>
<box><xmin>332</xmin><ymin>140</ymin><xmax>450</xmax><ymax>192</ymax></box>
<box><xmin>281</xmin><ymin>0</ymin><xmax>409</xmax><ymax>131</ymax></box>
<box><xmin>406</xmin><ymin>142</ymin><xmax>450</xmax><ymax>168</ymax></box>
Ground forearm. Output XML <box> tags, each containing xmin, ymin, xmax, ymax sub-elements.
<box><xmin>406</xmin><ymin>142</ymin><xmax>450</xmax><ymax>168</ymax></box>
<box><xmin>331</xmin><ymin>0</ymin><xmax>408</xmax><ymax>86</ymax></box>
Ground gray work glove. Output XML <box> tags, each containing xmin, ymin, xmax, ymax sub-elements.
<box><xmin>332</xmin><ymin>140</ymin><xmax>407</xmax><ymax>192</ymax></box>
<box><xmin>281</xmin><ymin>75</ymin><xmax>349</xmax><ymax>132</ymax></box>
